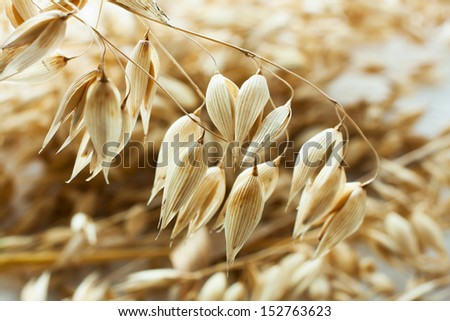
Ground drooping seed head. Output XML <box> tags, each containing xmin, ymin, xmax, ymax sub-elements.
<box><xmin>84</xmin><ymin>70</ymin><xmax>123</xmax><ymax>169</ymax></box>
<box><xmin>148</xmin><ymin>113</ymin><xmax>203</xmax><ymax>205</ymax></box>
<box><xmin>159</xmin><ymin>138</ymin><xmax>208</xmax><ymax>230</ymax></box>
<box><xmin>108</xmin><ymin>0</ymin><xmax>169</xmax><ymax>22</ymax></box>
<box><xmin>41</xmin><ymin>69</ymin><xmax>98</xmax><ymax>153</ymax></box>
<box><xmin>1</xmin><ymin>10</ymin><xmax>69</xmax><ymax>78</ymax></box>
<box><xmin>1</xmin><ymin>55</ymin><xmax>68</xmax><ymax>82</ymax></box>
<box><xmin>171</xmin><ymin>165</ymin><xmax>226</xmax><ymax>241</ymax></box>
<box><xmin>125</xmin><ymin>36</ymin><xmax>160</xmax><ymax>135</ymax></box>
<box><xmin>242</xmin><ymin>101</ymin><xmax>291</xmax><ymax>165</ymax></box>
<box><xmin>225</xmin><ymin>164</ymin><xmax>265</xmax><ymax>264</ymax></box>
<box><xmin>293</xmin><ymin>159</ymin><xmax>346</xmax><ymax>240</ymax></box>
<box><xmin>5</xmin><ymin>0</ymin><xmax>39</xmax><ymax>27</ymax></box>
<box><xmin>287</xmin><ymin>128</ymin><xmax>342</xmax><ymax>210</ymax></box>
<box><xmin>205</xmin><ymin>73</ymin><xmax>239</xmax><ymax>142</ymax></box>
<box><xmin>314</xmin><ymin>183</ymin><xmax>367</xmax><ymax>258</ymax></box>
<box><xmin>234</xmin><ymin>74</ymin><xmax>270</xmax><ymax>147</ymax></box>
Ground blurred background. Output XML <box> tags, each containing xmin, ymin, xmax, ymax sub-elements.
<box><xmin>0</xmin><ymin>0</ymin><xmax>449</xmax><ymax>300</ymax></box>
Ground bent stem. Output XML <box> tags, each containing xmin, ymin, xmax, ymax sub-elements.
<box><xmin>70</xmin><ymin>14</ymin><xmax>227</xmax><ymax>143</ymax></box>
<box><xmin>146</xmin><ymin>29</ymin><xmax>207</xmax><ymax>101</ymax></box>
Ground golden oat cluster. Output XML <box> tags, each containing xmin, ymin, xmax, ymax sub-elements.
<box><xmin>0</xmin><ymin>0</ymin><xmax>449</xmax><ymax>301</ymax></box>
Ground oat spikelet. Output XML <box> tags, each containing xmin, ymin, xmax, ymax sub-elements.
<box><xmin>108</xmin><ymin>0</ymin><xmax>169</xmax><ymax>22</ymax></box>
<box><xmin>159</xmin><ymin>137</ymin><xmax>208</xmax><ymax>231</ymax></box>
<box><xmin>67</xmin><ymin>132</ymin><xmax>93</xmax><ymax>182</ymax></box>
<box><xmin>84</xmin><ymin>69</ymin><xmax>122</xmax><ymax>181</ymax></box>
<box><xmin>115</xmin><ymin>269</ymin><xmax>185</xmax><ymax>292</ymax></box>
<box><xmin>411</xmin><ymin>210</ymin><xmax>446</xmax><ymax>254</ymax></box>
<box><xmin>5</xmin><ymin>0</ymin><xmax>38</xmax><ymax>27</ymax></box>
<box><xmin>0</xmin><ymin>10</ymin><xmax>68</xmax><ymax>78</ymax></box>
<box><xmin>293</xmin><ymin>160</ymin><xmax>346</xmax><ymax>240</ymax></box>
<box><xmin>71</xmin><ymin>212</ymin><xmax>97</xmax><ymax>245</ymax></box>
<box><xmin>225</xmin><ymin>164</ymin><xmax>265</xmax><ymax>264</ymax></box>
<box><xmin>73</xmin><ymin>272</ymin><xmax>108</xmax><ymax>301</ymax></box>
<box><xmin>148</xmin><ymin>113</ymin><xmax>202</xmax><ymax>204</ymax></box>
<box><xmin>314</xmin><ymin>184</ymin><xmax>366</xmax><ymax>258</ymax></box>
<box><xmin>255</xmin><ymin>266</ymin><xmax>284</xmax><ymax>300</ymax></box>
<box><xmin>205</xmin><ymin>73</ymin><xmax>239</xmax><ymax>142</ymax></box>
<box><xmin>125</xmin><ymin>34</ymin><xmax>160</xmax><ymax>135</ymax></box>
<box><xmin>21</xmin><ymin>272</ymin><xmax>51</xmax><ymax>301</ymax></box>
<box><xmin>234</xmin><ymin>74</ymin><xmax>270</xmax><ymax>148</ymax></box>
<box><xmin>242</xmin><ymin>101</ymin><xmax>291</xmax><ymax>165</ymax></box>
<box><xmin>41</xmin><ymin>69</ymin><xmax>98</xmax><ymax>152</ymax></box>
<box><xmin>117</xmin><ymin>105</ymin><xmax>134</xmax><ymax>153</ymax></box>
<box><xmin>287</xmin><ymin>128</ymin><xmax>342</xmax><ymax>210</ymax></box>
<box><xmin>385</xmin><ymin>212</ymin><xmax>420</xmax><ymax>258</ymax></box>
<box><xmin>213</xmin><ymin>160</ymin><xmax>279</xmax><ymax>232</ymax></box>
<box><xmin>235</xmin><ymin>160</ymin><xmax>280</xmax><ymax>200</ymax></box>
<box><xmin>1</xmin><ymin>55</ymin><xmax>68</xmax><ymax>82</ymax></box>
<box><xmin>290</xmin><ymin>258</ymin><xmax>324</xmax><ymax>298</ymax></box>
<box><xmin>171</xmin><ymin>165</ymin><xmax>225</xmax><ymax>240</ymax></box>
<box><xmin>224</xmin><ymin>282</ymin><xmax>247</xmax><ymax>301</ymax></box>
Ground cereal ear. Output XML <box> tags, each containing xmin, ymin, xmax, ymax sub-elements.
<box><xmin>242</xmin><ymin>101</ymin><xmax>291</xmax><ymax>165</ymax></box>
<box><xmin>293</xmin><ymin>160</ymin><xmax>346</xmax><ymax>240</ymax></box>
<box><xmin>5</xmin><ymin>0</ymin><xmax>39</xmax><ymax>28</ymax></box>
<box><xmin>205</xmin><ymin>73</ymin><xmax>238</xmax><ymax>142</ymax></box>
<box><xmin>41</xmin><ymin>69</ymin><xmax>97</xmax><ymax>153</ymax></box>
<box><xmin>159</xmin><ymin>139</ymin><xmax>208</xmax><ymax>231</ymax></box>
<box><xmin>1</xmin><ymin>11</ymin><xmax>68</xmax><ymax>78</ymax></box>
<box><xmin>287</xmin><ymin>128</ymin><xmax>342</xmax><ymax>210</ymax></box>
<box><xmin>170</xmin><ymin>166</ymin><xmax>226</xmax><ymax>240</ymax></box>
<box><xmin>314</xmin><ymin>185</ymin><xmax>366</xmax><ymax>258</ymax></box>
<box><xmin>234</xmin><ymin>74</ymin><xmax>270</xmax><ymax>146</ymax></box>
<box><xmin>108</xmin><ymin>0</ymin><xmax>169</xmax><ymax>22</ymax></box>
<box><xmin>225</xmin><ymin>165</ymin><xmax>265</xmax><ymax>264</ymax></box>
<box><xmin>1</xmin><ymin>55</ymin><xmax>68</xmax><ymax>82</ymax></box>
<box><xmin>148</xmin><ymin>113</ymin><xmax>202</xmax><ymax>205</ymax></box>
<box><xmin>84</xmin><ymin>70</ymin><xmax>123</xmax><ymax>180</ymax></box>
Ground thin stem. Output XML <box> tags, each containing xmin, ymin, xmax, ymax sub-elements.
<box><xmin>172</xmin><ymin>29</ymin><xmax>220</xmax><ymax>72</ymax></box>
<box><xmin>336</xmin><ymin>105</ymin><xmax>380</xmax><ymax>187</ymax></box>
<box><xmin>147</xmin><ymin>29</ymin><xmax>206</xmax><ymax>101</ymax></box>
<box><xmin>261</xmin><ymin>64</ymin><xmax>295</xmax><ymax>102</ymax></box>
<box><xmin>139</xmin><ymin>16</ymin><xmax>219</xmax><ymax>71</ymax></box>
<box><xmin>274</xmin><ymin>128</ymin><xmax>291</xmax><ymax>164</ymax></box>
<box><xmin>96</xmin><ymin>0</ymin><xmax>105</xmax><ymax>29</ymax></box>
<box><xmin>143</xmin><ymin>16</ymin><xmax>338</xmax><ymax>104</ymax></box>
<box><xmin>103</xmin><ymin>40</ymin><xmax>131</xmax><ymax>100</ymax></box>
